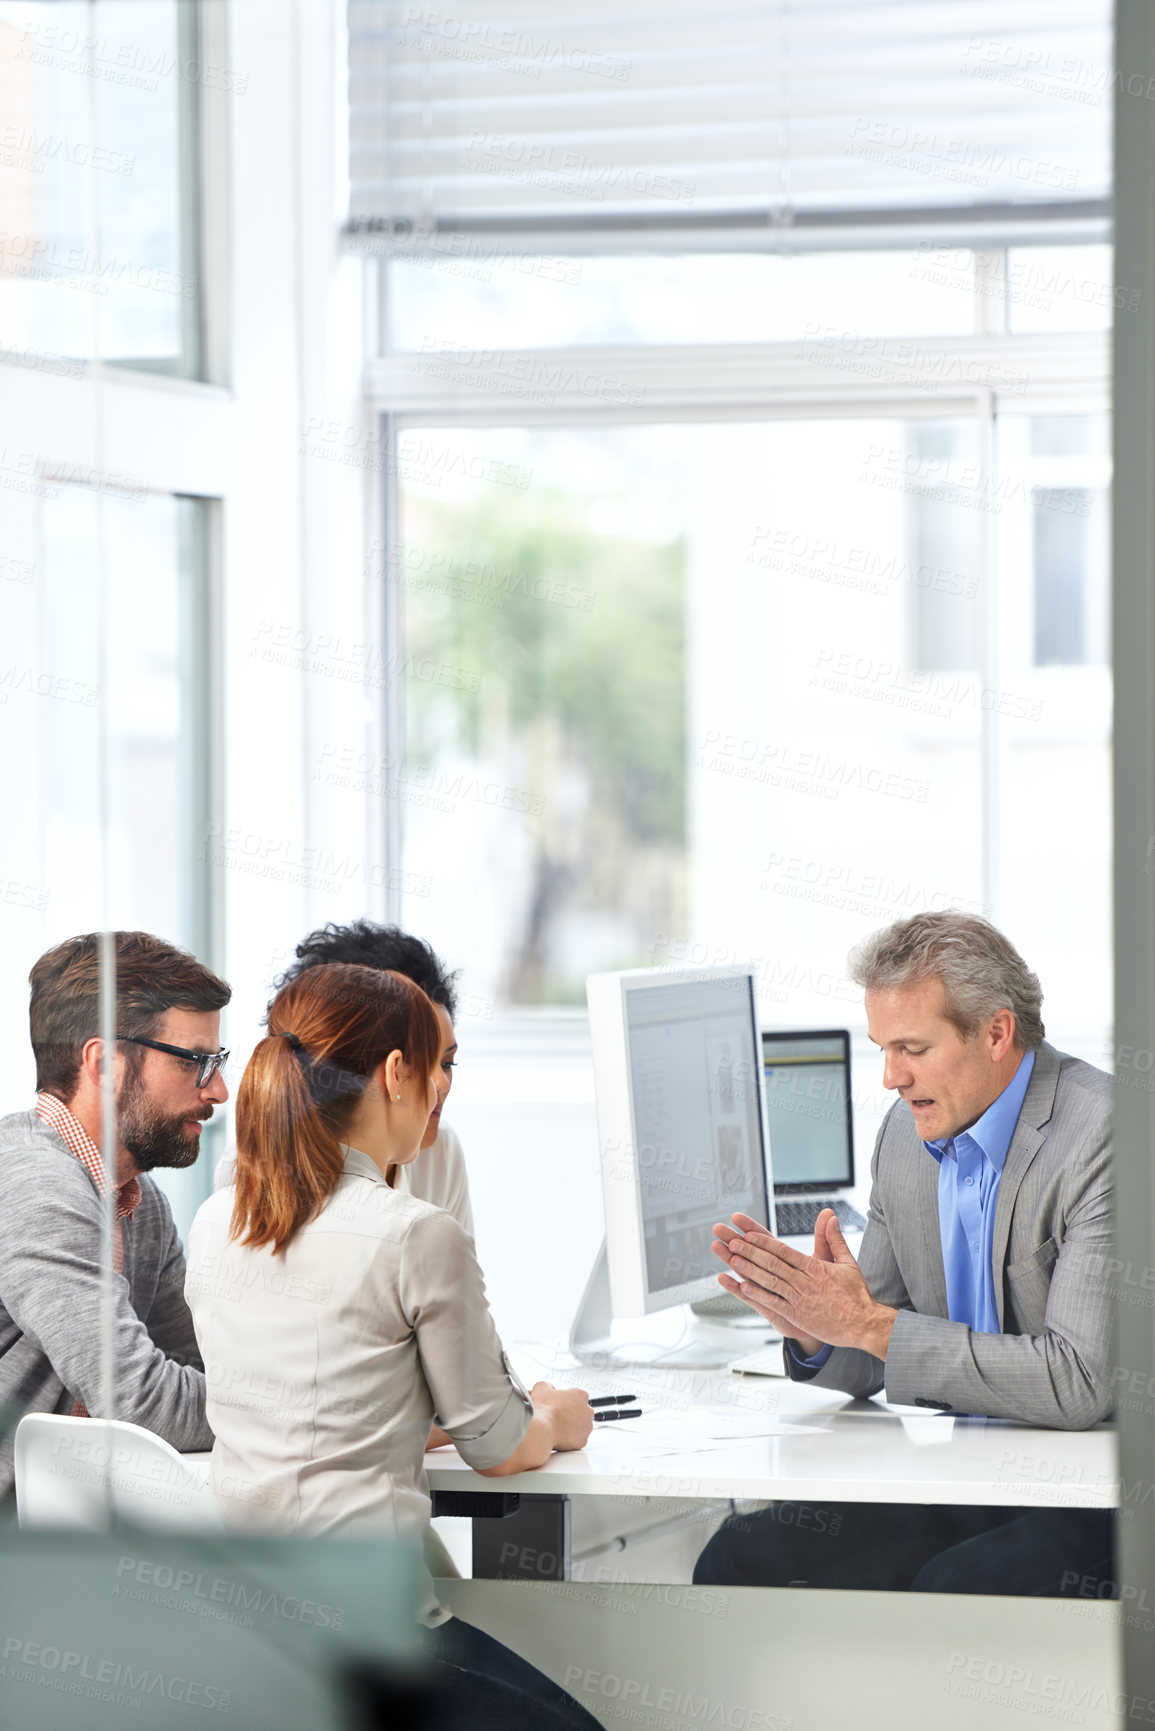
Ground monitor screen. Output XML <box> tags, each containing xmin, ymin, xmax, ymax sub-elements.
<box><xmin>762</xmin><ymin>1030</ymin><xmax>854</xmax><ymax>1192</ymax></box>
<box><xmin>625</xmin><ymin>975</ymin><xmax>769</xmax><ymax>1296</ymax></box>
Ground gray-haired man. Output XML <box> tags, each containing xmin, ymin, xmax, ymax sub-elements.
<box><xmin>695</xmin><ymin>911</ymin><xmax>1114</xmax><ymax>1597</ymax></box>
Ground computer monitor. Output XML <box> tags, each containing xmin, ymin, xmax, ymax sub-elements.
<box><xmin>587</xmin><ymin>965</ymin><xmax>774</xmax><ymax>1320</ymax></box>
<box><xmin>761</xmin><ymin>1029</ymin><xmax>854</xmax><ymax>1194</ymax></box>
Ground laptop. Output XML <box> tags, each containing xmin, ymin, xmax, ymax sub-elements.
<box><xmin>761</xmin><ymin>1028</ymin><xmax>867</xmax><ymax>1243</ymax></box>
<box><xmin>727</xmin><ymin>1027</ymin><xmax>868</xmax><ymax>1373</ymax></box>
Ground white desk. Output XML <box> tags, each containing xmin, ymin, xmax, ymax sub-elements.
<box><xmin>425</xmin><ymin>1352</ymin><xmax>1119</xmax><ymax>1513</ymax></box>
<box><xmin>187</xmin><ymin>1353</ymin><xmax>1122</xmax><ymax>1731</ymax></box>
<box><xmin>424</xmin><ymin>1349</ymin><xmax>1122</xmax><ymax>1731</ymax></box>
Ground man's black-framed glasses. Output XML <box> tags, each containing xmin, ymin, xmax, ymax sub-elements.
<box><xmin>118</xmin><ymin>1035</ymin><xmax>230</xmax><ymax>1088</ymax></box>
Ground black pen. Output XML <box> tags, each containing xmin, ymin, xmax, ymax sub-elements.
<box><xmin>593</xmin><ymin>1408</ymin><xmax>642</xmax><ymax>1423</ymax></box>
<box><xmin>588</xmin><ymin>1394</ymin><xmax>637</xmax><ymax>1408</ymax></box>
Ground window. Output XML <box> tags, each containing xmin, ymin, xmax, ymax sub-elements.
<box><xmin>910</xmin><ymin>421</ymin><xmax>983</xmax><ymax>674</ymax></box>
<box><xmin>1007</xmin><ymin>245</ymin><xmax>1116</xmax><ymax>333</ymax></box>
<box><xmin>387</xmin><ymin>251</ymin><xmax>978</xmax><ymax>351</ymax></box>
<box><xmin>1033</xmin><ymin>487</ymin><xmax>1109</xmax><ymax>665</ymax></box>
<box><xmin>380</xmin><ymin>394</ymin><xmax>1112</xmax><ymax>1037</ymax></box>
<box><xmin>0</xmin><ymin>0</ymin><xmax>204</xmax><ymax>376</ymax></box>
<box><xmin>395</xmin><ymin>425</ymin><xmax>688</xmax><ymax>1005</ymax></box>
<box><xmin>36</xmin><ymin>484</ymin><xmax>217</xmax><ymax>1227</ymax></box>
<box><xmin>1027</xmin><ymin>417</ymin><xmax>1111</xmax><ymax>668</ymax></box>
<box><xmin>364</xmin><ymin>1</ymin><xmax>1115</xmax><ymax>1058</ymax></box>
<box><xmin>39</xmin><ymin>486</ymin><xmax>213</xmax><ymax>947</ymax></box>
<box><xmin>393</xmin><ymin>418</ymin><xmax>994</xmax><ymax>1015</ymax></box>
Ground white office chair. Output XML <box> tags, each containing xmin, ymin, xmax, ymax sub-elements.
<box><xmin>14</xmin><ymin>1413</ymin><xmax>223</xmax><ymax>1531</ymax></box>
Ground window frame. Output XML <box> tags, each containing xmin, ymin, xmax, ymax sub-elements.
<box><xmin>367</xmin><ymin>247</ymin><xmax>1110</xmax><ymax>966</ymax></box>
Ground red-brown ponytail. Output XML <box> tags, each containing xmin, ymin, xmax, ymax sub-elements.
<box><xmin>232</xmin><ymin>963</ymin><xmax>440</xmax><ymax>1253</ymax></box>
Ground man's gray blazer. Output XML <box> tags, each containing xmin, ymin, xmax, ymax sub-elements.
<box><xmin>786</xmin><ymin>1041</ymin><xmax>1113</xmax><ymax>1429</ymax></box>
<box><xmin>0</xmin><ymin>1108</ymin><xmax>212</xmax><ymax>1500</ymax></box>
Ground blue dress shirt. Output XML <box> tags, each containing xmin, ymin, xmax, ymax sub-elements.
<box><xmin>788</xmin><ymin>1050</ymin><xmax>1035</xmax><ymax>1368</ymax></box>
<box><xmin>924</xmin><ymin>1049</ymin><xmax>1034</xmax><ymax>1334</ymax></box>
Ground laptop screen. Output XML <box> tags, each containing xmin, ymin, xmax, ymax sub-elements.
<box><xmin>762</xmin><ymin>1029</ymin><xmax>854</xmax><ymax>1193</ymax></box>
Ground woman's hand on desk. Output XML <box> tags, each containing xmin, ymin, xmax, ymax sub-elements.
<box><xmin>533</xmin><ymin>1383</ymin><xmax>596</xmax><ymax>1452</ymax></box>
<box><xmin>477</xmin><ymin>1383</ymin><xmax>594</xmax><ymax>1477</ymax></box>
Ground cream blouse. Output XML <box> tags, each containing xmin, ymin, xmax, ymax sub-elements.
<box><xmin>185</xmin><ymin>1145</ymin><xmax>531</xmax><ymax>1624</ymax></box>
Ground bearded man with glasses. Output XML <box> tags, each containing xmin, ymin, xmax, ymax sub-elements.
<box><xmin>0</xmin><ymin>930</ymin><xmax>231</xmax><ymax>1502</ymax></box>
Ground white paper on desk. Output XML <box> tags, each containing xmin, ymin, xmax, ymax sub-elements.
<box><xmin>587</xmin><ymin>1406</ymin><xmax>824</xmax><ymax>1456</ymax></box>
<box><xmin>583</xmin><ymin>1424</ymin><xmax>683</xmax><ymax>1458</ymax></box>
<box><xmin>697</xmin><ymin>1407</ymin><xmax>822</xmax><ymax>1440</ymax></box>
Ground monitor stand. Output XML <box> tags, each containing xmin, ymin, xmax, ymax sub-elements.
<box><xmin>568</xmin><ymin>1242</ymin><xmax>780</xmax><ymax>1370</ymax></box>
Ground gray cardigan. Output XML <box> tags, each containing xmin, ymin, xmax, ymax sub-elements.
<box><xmin>0</xmin><ymin>1108</ymin><xmax>211</xmax><ymax>1498</ymax></box>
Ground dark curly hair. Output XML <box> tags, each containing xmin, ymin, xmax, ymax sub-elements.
<box><xmin>274</xmin><ymin>920</ymin><xmax>459</xmax><ymax>1019</ymax></box>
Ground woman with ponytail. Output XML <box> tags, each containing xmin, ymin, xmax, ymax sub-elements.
<box><xmin>186</xmin><ymin>963</ymin><xmax>598</xmax><ymax>1731</ymax></box>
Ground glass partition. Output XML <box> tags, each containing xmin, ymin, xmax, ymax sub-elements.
<box><xmin>0</xmin><ymin>1529</ymin><xmax>423</xmax><ymax>1728</ymax></box>
<box><xmin>0</xmin><ymin>2</ymin><xmax>1128</xmax><ymax>1709</ymax></box>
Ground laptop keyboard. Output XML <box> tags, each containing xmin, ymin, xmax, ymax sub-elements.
<box><xmin>775</xmin><ymin>1197</ymin><xmax>868</xmax><ymax>1238</ymax></box>
<box><xmin>691</xmin><ymin>1291</ymin><xmax>763</xmax><ymax>1320</ymax></box>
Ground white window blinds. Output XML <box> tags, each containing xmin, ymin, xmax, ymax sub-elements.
<box><xmin>347</xmin><ymin>0</ymin><xmax>1112</xmax><ymax>242</ymax></box>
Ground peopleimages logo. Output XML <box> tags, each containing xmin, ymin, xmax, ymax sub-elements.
<box><xmin>113</xmin><ymin>1555</ymin><xmax>345</xmax><ymax>1630</ymax></box>
<box><xmin>0</xmin><ymin>124</ymin><xmax>135</xmax><ymax>175</ymax></box>
<box><xmin>16</xmin><ymin>21</ymin><xmax>248</xmax><ymax>92</ymax></box>
<box><xmin>0</xmin><ymin>1636</ymin><xmax>232</xmax><ymax>1712</ymax></box>
<box><xmin>945</xmin><ymin>1651</ymin><xmax>1155</xmax><ymax>1723</ymax></box>
<box><xmin>400</xmin><ymin>8</ymin><xmax>633</xmax><ymax>81</ymax></box>
<box><xmin>0</xmin><ymin>232</ymin><xmax>196</xmax><ymax>297</ymax></box>
<box><xmin>562</xmin><ymin>1669</ymin><xmax>789</xmax><ymax>1729</ymax></box>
